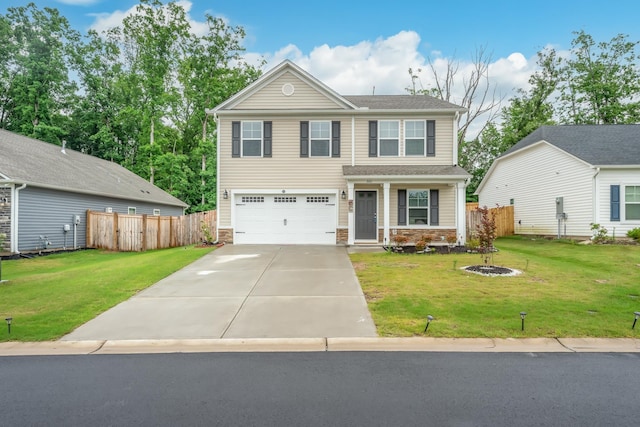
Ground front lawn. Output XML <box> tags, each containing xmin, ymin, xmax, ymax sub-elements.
<box><xmin>350</xmin><ymin>236</ymin><xmax>640</xmax><ymax>338</ymax></box>
<box><xmin>0</xmin><ymin>246</ymin><xmax>215</xmax><ymax>342</ymax></box>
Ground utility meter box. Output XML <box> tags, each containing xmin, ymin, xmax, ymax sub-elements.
<box><xmin>74</xmin><ymin>215</ymin><xmax>81</xmax><ymax>225</ymax></box>
<box><xmin>555</xmin><ymin>197</ymin><xmax>564</xmax><ymax>215</ymax></box>
<box><xmin>63</xmin><ymin>224</ymin><xmax>70</xmax><ymax>232</ymax></box>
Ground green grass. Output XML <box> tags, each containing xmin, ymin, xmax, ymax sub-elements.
<box><xmin>350</xmin><ymin>236</ymin><xmax>640</xmax><ymax>338</ymax></box>
<box><xmin>0</xmin><ymin>246</ymin><xmax>215</xmax><ymax>342</ymax></box>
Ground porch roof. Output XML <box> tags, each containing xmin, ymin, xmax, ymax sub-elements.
<box><xmin>342</xmin><ymin>165</ymin><xmax>470</xmax><ymax>181</ymax></box>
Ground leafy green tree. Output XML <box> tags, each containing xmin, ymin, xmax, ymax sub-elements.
<box><xmin>1</xmin><ymin>3</ymin><xmax>80</xmax><ymax>143</ymax></box>
<box><xmin>559</xmin><ymin>30</ymin><xmax>640</xmax><ymax>124</ymax></box>
<box><xmin>459</xmin><ymin>122</ymin><xmax>505</xmax><ymax>200</ymax></box>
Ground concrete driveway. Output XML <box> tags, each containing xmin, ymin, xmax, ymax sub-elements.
<box><xmin>61</xmin><ymin>245</ymin><xmax>377</xmax><ymax>341</ymax></box>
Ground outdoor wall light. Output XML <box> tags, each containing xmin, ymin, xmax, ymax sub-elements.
<box><xmin>633</xmin><ymin>311</ymin><xmax>640</xmax><ymax>330</ymax></box>
<box><xmin>520</xmin><ymin>312</ymin><xmax>527</xmax><ymax>331</ymax></box>
<box><xmin>341</xmin><ymin>190</ymin><xmax>347</xmax><ymax>199</ymax></box>
<box><xmin>223</xmin><ymin>189</ymin><xmax>229</xmax><ymax>199</ymax></box>
<box><xmin>5</xmin><ymin>317</ymin><xmax>12</xmax><ymax>335</ymax></box>
<box><xmin>423</xmin><ymin>315</ymin><xmax>434</xmax><ymax>333</ymax></box>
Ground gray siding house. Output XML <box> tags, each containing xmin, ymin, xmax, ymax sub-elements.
<box><xmin>0</xmin><ymin>129</ymin><xmax>188</xmax><ymax>254</ymax></box>
<box><xmin>477</xmin><ymin>125</ymin><xmax>640</xmax><ymax>237</ymax></box>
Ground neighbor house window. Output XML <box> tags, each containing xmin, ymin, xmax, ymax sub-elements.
<box><xmin>379</xmin><ymin>120</ymin><xmax>399</xmax><ymax>156</ymax></box>
<box><xmin>128</xmin><ymin>207</ymin><xmax>136</xmax><ymax>215</ymax></box>
<box><xmin>408</xmin><ymin>190</ymin><xmax>429</xmax><ymax>224</ymax></box>
<box><xmin>625</xmin><ymin>185</ymin><xmax>640</xmax><ymax>220</ymax></box>
<box><xmin>310</xmin><ymin>121</ymin><xmax>330</xmax><ymax>156</ymax></box>
<box><xmin>405</xmin><ymin>120</ymin><xmax>426</xmax><ymax>156</ymax></box>
<box><xmin>242</xmin><ymin>121</ymin><xmax>262</xmax><ymax>157</ymax></box>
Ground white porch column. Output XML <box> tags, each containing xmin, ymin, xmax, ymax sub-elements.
<box><xmin>347</xmin><ymin>182</ymin><xmax>355</xmax><ymax>245</ymax></box>
<box><xmin>383</xmin><ymin>182</ymin><xmax>390</xmax><ymax>245</ymax></box>
<box><xmin>456</xmin><ymin>181</ymin><xmax>467</xmax><ymax>245</ymax></box>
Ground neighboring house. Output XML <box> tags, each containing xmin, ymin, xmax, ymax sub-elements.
<box><xmin>476</xmin><ymin>125</ymin><xmax>640</xmax><ymax>238</ymax></box>
<box><xmin>208</xmin><ymin>60</ymin><xmax>470</xmax><ymax>245</ymax></box>
<box><xmin>0</xmin><ymin>129</ymin><xmax>188</xmax><ymax>254</ymax></box>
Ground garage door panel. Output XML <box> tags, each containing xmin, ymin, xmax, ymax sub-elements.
<box><xmin>235</xmin><ymin>193</ymin><xmax>336</xmax><ymax>244</ymax></box>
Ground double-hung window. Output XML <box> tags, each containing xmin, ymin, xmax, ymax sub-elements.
<box><xmin>242</xmin><ymin>121</ymin><xmax>262</xmax><ymax>157</ymax></box>
<box><xmin>408</xmin><ymin>189</ymin><xmax>429</xmax><ymax>224</ymax></box>
<box><xmin>625</xmin><ymin>185</ymin><xmax>640</xmax><ymax>220</ymax></box>
<box><xmin>310</xmin><ymin>121</ymin><xmax>331</xmax><ymax>157</ymax></box>
<box><xmin>405</xmin><ymin>120</ymin><xmax>426</xmax><ymax>156</ymax></box>
<box><xmin>379</xmin><ymin>120</ymin><xmax>399</xmax><ymax>156</ymax></box>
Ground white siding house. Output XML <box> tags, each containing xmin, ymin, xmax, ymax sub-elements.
<box><xmin>477</xmin><ymin>125</ymin><xmax>640</xmax><ymax>238</ymax></box>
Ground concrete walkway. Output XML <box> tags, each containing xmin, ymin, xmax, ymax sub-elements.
<box><xmin>61</xmin><ymin>245</ymin><xmax>377</xmax><ymax>341</ymax></box>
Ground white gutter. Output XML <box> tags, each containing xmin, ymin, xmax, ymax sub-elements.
<box><xmin>11</xmin><ymin>183</ymin><xmax>26</xmax><ymax>253</ymax></box>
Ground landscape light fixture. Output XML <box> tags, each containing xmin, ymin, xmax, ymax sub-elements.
<box><xmin>520</xmin><ymin>312</ymin><xmax>527</xmax><ymax>331</ymax></box>
<box><xmin>341</xmin><ymin>190</ymin><xmax>347</xmax><ymax>200</ymax></box>
<box><xmin>223</xmin><ymin>190</ymin><xmax>229</xmax><ymax>199</ymax></box>
<box><xmin>423</xmin><ymin>315</ymin><xmax>434</xmax><ymax>333</ymax></box>
<box><xmin>5</xmin><ymin>317</ymin><xmax>12</xmax><ymax>335</ymax></box>
<box><xmin>633</xmin><ymin>312</ymin><xmax>640</xmax><ymax>330</ymax></box>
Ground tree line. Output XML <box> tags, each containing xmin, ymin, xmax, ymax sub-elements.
<box><xmin>0</xmin><ymin>0</ymin><xmax>261</xmax><ymax>212</ymax></box>
<box><xmin>3</xmin><ymin>1</ymin><xmax>638</xmax><ymax>205</ymax></box>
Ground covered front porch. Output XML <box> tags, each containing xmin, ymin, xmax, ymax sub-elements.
<box><xmin>342</xmin><ymin>165</ymin><xmax>470</xmax><ymax>246</ymax></box>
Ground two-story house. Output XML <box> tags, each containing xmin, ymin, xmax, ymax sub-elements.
<box><xmin>208</xmin><ymin>60</ymin><xmax>470</xmax><ymax>246</ymax></box>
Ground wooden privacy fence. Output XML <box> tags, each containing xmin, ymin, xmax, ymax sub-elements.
<box><xmin>86</xmin><ymin>210</ymin><xmax>217</xmax><ymax>252</ymax></box>
<box><xmin>466</xmin><ymin>204</ymin><xmax>514</xmax><ymax>238</ymax></box>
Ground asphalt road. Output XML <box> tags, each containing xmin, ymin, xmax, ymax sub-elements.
<box><xmin>1</xmin><ymin>352</ymin><xmax>639</xmax><ymax>426</ymax></box>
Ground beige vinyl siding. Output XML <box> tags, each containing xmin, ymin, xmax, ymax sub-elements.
<box><xmin>596</xmin><ymin>168</ymin><xmax>640</xmax><ymax>236</ymax></box>
<box><xmin>387</xmin><ymin>184</ymin><xmax>455</xmax><ymax>227</ymax></box>
<box><xmin>234</xmin><ymin>72</ymin><xmax>342</xmax><ymax>110</ymax></box>
<box><xmin>354</xmin><ymin>115</ymin><xmax>454</xmax><ymax>164</ymax></box>
<box><xmin>479</xmin><ymin>143</ymin><xmax>594</xmax><ymax>236</ymax></box>
<box><xmin>218</xmin><ymin>117</ymin><xmax>351</xmax><ymax>227</ymax></box>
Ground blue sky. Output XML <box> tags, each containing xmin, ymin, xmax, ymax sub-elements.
<box><xmin>4</xmin><ymin>0</ymin><xmax>640</xmax><ymax>133</ymax></box>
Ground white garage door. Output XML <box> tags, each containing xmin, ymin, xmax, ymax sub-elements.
<box><xmin>234</xmin><ymin>194</ymin><xmax>337</xmax><ymax>244</ymax></box>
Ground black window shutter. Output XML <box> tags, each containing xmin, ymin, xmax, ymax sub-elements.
<box><xmin>231</xmin><ymin>121</ymin><xmax>241</xmax><ymax>158</ymax></box>
<box><xmin>611</xmin><ymin>185</ymin><xmax>620</xmax><ymax>221</ymax></box>
<box><xmin>300</xmin><ymin>121</ymin><xmax>309</xmax><ymax>157</ymax></box>
<box><xmin>263</xmin><ymin>121</ymin><xmax>272</xmax><ymax>157</ymax></box>
<box><xmin>369</xmin><ymin>121</ymin><xmax>378</xmax><ymax>157</ymax></box>
<box><xmin>426</xmin><ymin>120</ymin><xmax>436</xmax><ymax>157</ymax></box>
<box><xmin>430</xmin><ymin>189</ymin><xmax>439</xmax><ymax>225</ymax></box>
<box><xmin>398</xmin><ymin>189</ymin><xmax>407</xmax><ymax>226</ymax></box>
<box><xmin>331</xmin><ymin>121</ymin><xmax>340</xmax><ymax>157</ymax></box>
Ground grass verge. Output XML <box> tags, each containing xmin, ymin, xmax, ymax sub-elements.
<box><xmin>350</xmin><ymin>236</ymin><xmax>640</xmax><ymax>338</ymax></box>
<box><xmin>0</xmin><ymin>246</ymin><xmax>215</xmax><ymax>342</ymax></box>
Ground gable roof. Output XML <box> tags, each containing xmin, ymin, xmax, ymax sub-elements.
<box><xmin>0</xmin><ymin>129</ymin><xmax>187</xmax><ymax>207</ymax></box>
<box><xmin>209</xmin><ymin>60</ymin><xmax>466</xmax><ymax>114</ymax></box>
<box><xmin>501</xmin><ymin>124</ymin><xmax>640</xmax><ymax>166</ymax></box>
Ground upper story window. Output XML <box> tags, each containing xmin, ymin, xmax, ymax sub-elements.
<box><xmin>369</xmin><ymin>120</ymin><xmax>434</xmax><ymax>157</ymax></box>
<box><xmin>232</xmin><ymin>121</ymin><xmax>272</xmax><ymax>158</ymax></box>
<box><xmin>405</xmin><ymin>120</ymin><xmax>426</xmax><ymax>156</ymax></box>
<box><xmin>379</xmin><ymin>120</ymin><xmax>399</xmax><ymax>156</ymax></box>
<box><xmin>310</xmin><ymin>121</ymin><xmax>331</xmax><ymax>157</ymax></box>
<box><xmin>242</xmin><ymin>121</ymin><xmax>263</xmax><ymax>157</ymax></box>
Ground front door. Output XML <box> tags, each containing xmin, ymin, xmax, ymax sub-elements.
<box><xmin>355</xmin><ymin>191</ymin><xmax>377</xmax><ymax>240</ymax></box>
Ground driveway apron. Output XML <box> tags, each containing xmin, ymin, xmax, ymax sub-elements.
<box><xmin>61</xmin><ymin>245</ymin><xmax>377</xmax><ymax>340</ymax></box>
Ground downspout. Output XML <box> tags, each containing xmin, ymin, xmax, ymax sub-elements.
<box><xmin>592</xmin><ymin>167</ymin><xmax>600</xmax><ymax>225</ymax></box>
<box><xmin>11</xmin><ymin>183</ymin><xmax>26</xmax><ymax>253</ymax></box>
<box><xmin>215</xmin><ymin>112</ymin><xmax>221</xmax><ymax>243</ymax></box>
<box><xmin>453</xmin><ymin>111</ymin><xmax>459</xmax><ymax>165</ymax></box>
<box><xmin>351</xmin><ymin>115</ymin><xmax>355</xmax><ymax>166</ymax></box>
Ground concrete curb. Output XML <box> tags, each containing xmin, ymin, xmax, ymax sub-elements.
<box><xmin>0</xmin><ymin>337</ymin><xmax>639</xmax><ymax>356</ymax></box>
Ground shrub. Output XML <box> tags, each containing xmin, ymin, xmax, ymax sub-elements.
<box><xmin>590</xmin><ymin>223</ymin><xmax>610</xmax><ymax>244</ymax></box>
<box><xmin>392</xmin><ymin>235</ymin><xmax>409</xmax><ymax>246</ymax></box>
<box><xmin>627</xmin><ymin>227</ymin><xmax>640</xmax><ymax>241</ymax></box>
